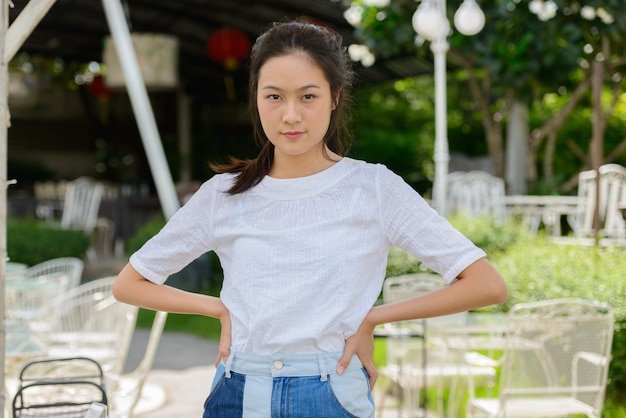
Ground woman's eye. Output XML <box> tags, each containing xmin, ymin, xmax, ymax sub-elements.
<box><xmin>268</xmin><ymin>94</ymin><xmax>281</xmax><ymax>100</ymax></box>
<box><xmin>302</xmin><ymin>94</ymin><xmax>315</xmax><ymax>100</ymax></box>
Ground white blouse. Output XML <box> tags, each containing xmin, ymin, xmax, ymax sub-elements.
<box><xmin>130</xmin><ymin>157</ymin><xmax>485</xmax><ymax>355</ymax></box>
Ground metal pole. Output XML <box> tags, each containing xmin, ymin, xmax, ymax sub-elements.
<box><xmin>431</xmin><ymin>0</ymin><xmax>450</xmax><ymax>215</ymax></box>
<box><xmin>0</xmin><ymin>1</ymin><xmax>9</xmax><ymax>412</ymax></box>
<box><xmin>101</xmin><ymin>0</ymin><xmax>180</xmax><ymax>220</ymax></box>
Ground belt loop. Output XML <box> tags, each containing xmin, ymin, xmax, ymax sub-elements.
<box><xmin>224</xmin><ymin>353</ymin><xmax>234</xmax><ymax>378</ymax></box>
<box><xmin>318</xmin><ymin>354</ymin><xmax>328</xmax><ymax>382</ymax></box>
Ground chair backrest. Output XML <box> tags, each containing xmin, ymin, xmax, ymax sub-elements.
<box><xmin>384</xmin><ymin>273</ymin><xmax>468</xmax><ymax>327</ymax></box>
<box><xmin>45</xmin><ymin>276</ymin><xmax>139</xmax><ymax>375</ymax></box>
<box><xmin>61</xmin><ymin>177</ymin><xmax>105</xmax><ymax>233</ymax></box>
<box><xmin>573</xmin><ymin>164</ymin><xmax>626</xmax><ymax>239</ymax></box>
<box><xmin>500</xmin><ymin>298</ymin><xmax>614</xmax><ymax>414</ymax></box>
<box><xmin>6</xmin><ymin>265</ymin><xmax>75</xmax><ymax>329</ymax></box>
<box><xmin>445</xmin><ymin>170</ymin><xmax>506</xmax><ymax>221</ymax></box>
<box><xmin>24</xmin><ymin>257</ymin><xmax>85</xmax><ymax>291</ymax></box>
<box><xmin>13</xmin><ymin>357</ymin><xmax>108</xmax><ymax>418</ymax></box>
<box><xmin>18</xmin><ymin>356</ymin><xmax>106</xmax><ymax>387</ymax></box>
<box><xmin>383</xmin><ymin>273</ymin><xmax>445</xmax><ymax>304</ymax></box>
<box><xmin>13</xmin><ymin>381</ymin><xmax>108</xmax><ymax>417</ymax></box>
<box><xmin>106</xmin><ymin>311</ymin><xmax>167</xmax><ymax>417</ymax></box>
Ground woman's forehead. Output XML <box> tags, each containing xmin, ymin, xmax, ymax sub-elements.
<box><xmin>258</xmin><ymin>53</ymin><xmax>329</xmax><ymax>89</ymax></box>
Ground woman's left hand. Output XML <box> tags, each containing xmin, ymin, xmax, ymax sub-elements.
<box><xmin>337</xmin><ymin>317</ymin><xmax>378</xmax><ymax>388</ymax></box>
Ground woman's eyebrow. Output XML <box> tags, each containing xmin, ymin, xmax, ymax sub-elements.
<box><xmin>260</xmin><ymin>83</ymin><xmax>322</xmax><ymax>91</ymax></box>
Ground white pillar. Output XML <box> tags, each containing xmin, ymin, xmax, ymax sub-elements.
<box><xmin>431</xmin><ymin>36</ymin><xmax>450</xmax><ymax>215</ymax></box>
<box><xmin>101</xmin><ymin>0</ymin><xmax>180</xmax><ymax>219</ymax></box>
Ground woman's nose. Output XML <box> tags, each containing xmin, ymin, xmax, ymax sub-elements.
<box><xmin>282</xmin><ymin>101</ymin><xmax>301</xmax><ymax>123</ymax></box>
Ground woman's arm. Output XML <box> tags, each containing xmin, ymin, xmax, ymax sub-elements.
<box><xmin>368</xmin><ymin>257</ymin><xmax>507</xmax><ymax>325</ymax></box>
<box><xmin>113</xmin><ymin>263</ymin><xmax>226</xmax><ymax>317</ymax></box>
<box><xmin>338</xmin><ymin>257</ymin><xmax>507</xmax><ymax>387</ymax></box>
<box><xmin>113</xmin><ymin>263</ymin><xmax>232</xmax><ymax>365</ymax></box>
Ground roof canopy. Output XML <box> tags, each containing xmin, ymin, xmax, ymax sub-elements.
<box><xmin>9</xmin><ymin>0</ymin><xmax>431</xmax><ymax>103</ymax></box>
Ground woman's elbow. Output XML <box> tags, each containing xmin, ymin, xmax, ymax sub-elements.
<box><xmin>487</xmin><ymin>274</ymin><xmax>508</xmax><ymax>305</ymax></box>
<box><xmin>112</xmin><ymin>263</ymin><xmax>140</xmax><ymax>304</ymax></box>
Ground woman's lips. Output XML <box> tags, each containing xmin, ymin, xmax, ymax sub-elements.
<box><xmin>283</xmin><ymin>131</ymin><xmax>304</xmax><ymax>140</ymax></box>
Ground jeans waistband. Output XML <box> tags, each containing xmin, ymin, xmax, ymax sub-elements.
<box><xmin>224</xmin><ymin>351</ymin><xmax>362</xmax><ymax>382</ymax></box>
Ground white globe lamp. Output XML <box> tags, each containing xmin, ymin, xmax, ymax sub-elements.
<box><xmin>454</xmin><ymin>0</ymin><xmax>486</xmax><ymax>36</ymax></box>
<box><xmin>412</xmin><ymin>1</ymin><xmax>450</xmax><ymax>41</ymax></box>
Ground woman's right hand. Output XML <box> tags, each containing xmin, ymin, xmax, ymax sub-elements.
<box><xmin>215</xmin><ymin>307</ymin><xmax>232</xmax><ymax>367</ymax></box>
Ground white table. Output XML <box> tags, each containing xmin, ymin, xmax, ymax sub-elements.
<box><xmin>5</xmin><ymin>262</ymin><xmax>27</xmax><ymax>280</ymax></box>
<box><xmin>504</xmin><ymin>195</ymin><xmax>580</xmax><ymax>235</ymax></box>
<box><xmin>427</xmin><ymin>312</ymin><xmax>509</xmax><ymax>418</ymax></box>
<box><xmin>5</xmin><ymin>321</ymin><xmax>47</xmax><ymax>376</ymax></box>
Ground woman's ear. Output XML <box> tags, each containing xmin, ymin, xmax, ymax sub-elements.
<box><xmin>333</xmin><ymin>88</ymin><xmax>342</xmax><ymax>110</ymax></box>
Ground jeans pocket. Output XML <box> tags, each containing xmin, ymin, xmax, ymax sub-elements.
<box><xmin>328</xmin><ymin>368</ymin><xmax>375</xmax><ymax>418</ymax></box>
<box><xmin>203</xmin><ymin>369</ymin><xmax>245</xmax><ymax>417</ymax></box>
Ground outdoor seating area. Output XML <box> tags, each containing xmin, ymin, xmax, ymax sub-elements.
<box><xmin>445</xmin><ymin>164</ymin><xmax>626</xmax><ymax>245</ymax></box>
<box><xmin>3</xmin><ymin>2</ymin><xmax>626</xmax><ymax>416</ymax></box>
<box><xmin>27</xmin><ymin>177</ymin><xmax>164</xmax><ymax>260</ymax></box>
<box><xmin>4</xmin><ymin>261</ymin><xmax>169</xmax><ymax>418</ymax></box>
<box><xmin>374</xmin><ymin>275</ymin><xmax>615</xmax><ymax>418</ymax></box>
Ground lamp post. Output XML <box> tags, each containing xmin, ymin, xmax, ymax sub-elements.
<box><xmin>412</xmin><ymin>0</ymin><xmax>485</xmax><ymax>214</ymax></box>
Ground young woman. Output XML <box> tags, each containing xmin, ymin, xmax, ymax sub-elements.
<box><xmin>113</xmin><ymin>20</ymin><xmax>507</xmax><ymax>417</ymax></box>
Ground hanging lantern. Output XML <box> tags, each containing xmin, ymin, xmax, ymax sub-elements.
<box><xmin>103</xmin><ymin>33</ymin><xmax>179</xmax><ymax>90</ymax></box>
<box><xmin>88</xmin><ymin>75</ymin><xmax>114</xmax><ymax>124</ymax></box>
<box><xmin>207</xmin><ymin>28</ymin><xmax>251</xmax><ymax>71</ymax></box>
<box><xmin>88</xmin><ymin>75</ymin><xmax>113</xmax><ymax>100</ymax></box>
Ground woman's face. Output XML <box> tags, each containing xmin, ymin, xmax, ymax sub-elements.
<box><xmin>256</xmin><ymin>52</ymin><xmax>335</xmax><ymax>161</ymax></box>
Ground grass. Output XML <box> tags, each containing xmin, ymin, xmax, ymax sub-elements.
<box><xmin>136</xmin><ymin>308</ymin><xmax>221</xmax><ymax>340</ymax></box>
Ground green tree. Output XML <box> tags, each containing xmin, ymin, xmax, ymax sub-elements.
<box><xmin>345</xmin><ymin>0</ymin><xmax>626</xmax><ymax>192</ymax></box>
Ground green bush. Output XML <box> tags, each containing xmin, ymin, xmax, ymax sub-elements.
<box><xmin>7</xmin><ymin>218</ymin><xmax>91</xmax><ymax>266</ymax></box>
<box><xmin>448</xmin><ymin>214</ymin><xmax>530</xmax><ymax>255</ymax></box>
<box><xmin>125</xmin><ymin>214</ymin><xmax>166</xmax><ymax>256</ymax></box>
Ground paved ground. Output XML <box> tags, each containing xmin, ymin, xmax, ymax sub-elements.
<box><xmin>126</xmin><ymin>330</ymin><xmax>219</xmax><ymax>417</ymax></box>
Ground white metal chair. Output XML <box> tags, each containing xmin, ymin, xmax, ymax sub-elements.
<box><xmin>6</xmin><ymin>257</ymin><xmax>84</xmax><ymax>330</ymax></box>
<box><xmin>554</xmin><ymin>164</ymin><xmax>626</xmax><ymax>245</ymax></box>
<box><xmin>105</xmin><ymin>311</ymin><xmax>168</xmax><ymax>418</ymax></box>
<box><xmin>24</xmin><ymin>257</ymin><xmax>84</xmax><ymax>290</ymax></box>
<box><xmin>466</xmin><ymin>298</ymin><xmax>614</xmax><ymax>418</ymax></box>
<box><xmin>445</xmin><ymin>171</ymin><xmax>507</xmax><ymax>221</ymax></box>
<box><xmin>34</xmin><ymin>180</ymin><xmax>67</xmax><ymax>222</ymax></box>
<box><xmin>376</xmin><ymin>273</ymin><xmax>494</xmax><ymax>418</ymax></box>
<box><xmin>12</xmin><ymin>356</ymin><xmax>108</xmax><ymax>418</ymax></box>
<box><xmin>61</xmin><ymin>177</ymin><xmax>115</xmax><ymax>259</ymax></box>
<box><xmin>42</xmin><ymin>276</ymin><xmax>139</xmax><ymax>376</ymax></box>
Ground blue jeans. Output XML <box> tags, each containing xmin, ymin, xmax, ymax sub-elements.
<box><xmin>202</xmin><ymin>351</ymin><xmax>375</xmax><ymax>417</ymax></box>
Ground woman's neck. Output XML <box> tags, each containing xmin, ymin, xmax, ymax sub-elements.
<box><xmin>269</xmin><ymin>148</ymin><xmax>341</xmax><ymax>179</ymax></box>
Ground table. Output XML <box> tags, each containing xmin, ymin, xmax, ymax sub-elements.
<box><xmin>375</xmin><ymin>313</ymin><xmax>506</xmax><ymax>418</ymax></box>
<box><xmin>5</xmin><ymin>277</ymin><xmax>64</xmax><ymax>327</ymax></box>
<box><xmin>375</xmin><ymin>324</ymin><xmax>427</xmax><ymax>416</ymax></box>
<box><xmin>504</xmin><ymin>195</ymin><xmax>580</xmax><ymax>235</ymax></box>
<box><xmin>5</xmin><ymin>321</ymin><xmax>47</xmax><ymax>375</ymax></box>
<box><xmin>427</xmin><ymin>312</ymin><xmax>508</xmax><ymax>418</ymax></box>
<box><xmin>5</xmin><ymin>262</ymin><xmax>27</xmax><ymax>280</ymax></box>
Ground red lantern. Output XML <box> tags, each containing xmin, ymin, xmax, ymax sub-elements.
<box><xmin>88</xmin><ymin>75</ymin><xmax>113</xmax><ymax>124</ymax></box>
<box><xmin>89</xmin><ymin>75</ymin><xmax>113</xmax><ymax>100</ymax></box>
<box><xmin>207</xmin><ymin>28</ymin><xmax>251</xmax><ymax>71</ymax></box>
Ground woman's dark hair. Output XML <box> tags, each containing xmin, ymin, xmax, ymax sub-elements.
<box><xmin>211</xmin><ymin>20</ymin><xmax>355</xmax><ymax>194</ymax></box>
